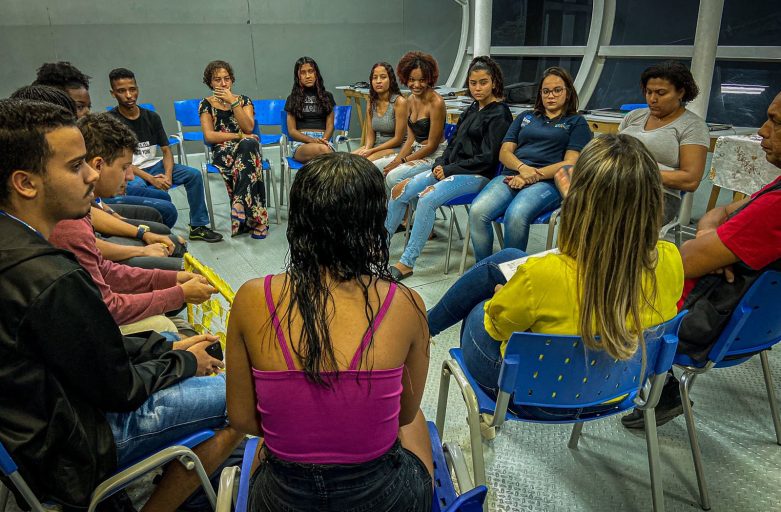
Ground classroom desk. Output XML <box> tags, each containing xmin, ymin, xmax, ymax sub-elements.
<box><xmin>337</xmin><ymin>86</ymin><xmax>467</xmax><ymax>145</ymax></box>
<box><xmin>706</xmin><ymin>135</ymin><xmax>779</xmax><ymax>210</ymax></box>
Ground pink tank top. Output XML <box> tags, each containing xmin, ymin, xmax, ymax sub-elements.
<box><xmin>252</xmin><ymin>275</ymin><xmax>404</xmax><ymax>464</ymax></box>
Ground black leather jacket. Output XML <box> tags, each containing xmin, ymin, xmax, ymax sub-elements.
<box><xmin>0</xmin><ymin>215</ymin><xmax>197</xmax><ymax>508</ymax></box>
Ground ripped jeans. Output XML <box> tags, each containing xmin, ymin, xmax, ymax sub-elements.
<box><xmin>385</xmin><ymin>171</ymin><xmax>489</xmax><ymax>268</ymax></box>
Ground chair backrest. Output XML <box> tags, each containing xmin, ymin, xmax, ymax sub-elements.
<box><xmin>706</xmin><ymin>270</ymin><xmax>781</xmax><ymax>362</ymax></box>
<box><xmin>280</xmin><ymin>109</ymin><xmax>290</xmax><ymax>138</ymax></box>
<box><xmin>252</xmin><ymin>99</ymin><xmax>286</xmax><ymax>126</ymax></box>
<box><xmin>444</xmin><ymin>123</ymin><xmax>458</xmax><ymax>142</ymax></box>
<box><xmin>500</xmin><ymin>312</ymin><xmax>686</xmax><ymax>409</ymax></box>
<box><xmin>104</xmin><ymin>102</ymin><xmax>156</xmax><ymax>112</ymax></box>
<box><xmin>174</xmin><ymin>99</ymin><xmax>203</xmax><ymax>128</ymax></box>
<box><xmin>333</xmin><ymin>104</ymin><xmax>351</xmax><ymax>133</ymax></box>
<box><xmin>620</xmin><ymin>103</ymin><xmax>647</xmax><ymax>111</ymax></box>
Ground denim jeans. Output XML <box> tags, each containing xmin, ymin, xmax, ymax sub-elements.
<box><xmin>384</xmin><ymin>141</ymin><xmax>447</xmax><ymax>191</ymax></box>
<box><xmin>469</xmin><ymin>177</ymin><xmax>561</xmax><ymax>262</ymax></box>
<box><xmin>105</xmin><ymin>183</ymin><xmax>179</xmax><ymax>229</ymax></box>
<box><xmin>127</xmin><ymin>161</ymin><xmax>210</xmax><ymax>227</ymax></box>
<box><xmin>248</xmin><ymin>439</ymin><xmax>432</xmax><ymax>512</ymax></box>
<box><xmin>385</xmin><ymin>172</ymin><xmax>489</xmax><ymax>268</ymax></box>
<box><xmin>105</xmin><ymin>373</ymin><xmax>227</xmax><ymax>466</ymax></box>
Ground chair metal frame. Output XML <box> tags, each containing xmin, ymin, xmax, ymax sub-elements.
<box><xmin>672</xmin><ymin>270</ymin><xmax>781</xmax><ymax>511</ymax></box>
<box><xmin>436</xmin><ymin>312</ymin><xmax>687</xmax><ymax>512</ymax></box>
<box><xmin>0</xmin><ymin>430</ymin><xmax>217</xmax><ymax>512</ymax></box>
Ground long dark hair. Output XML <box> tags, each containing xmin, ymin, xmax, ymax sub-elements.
<box><xmin>533</xmin><ymin>66</ymin><xmax>579</xmax><ymax>117</ymax></box>
<box><xmin>464</xmin><ymin>56</ymin><xmax>505</xmax><ymax>99</ymax></box>
<box><xmin>281</xmin><ymin>153</ymin><xmax>398</xmax><ymax>384</ymax></box>
<box><xmin>288</xmin><ymin>57</ymin><xmax>334</xmax><ymax>119</ymax></box>
<box><xmin>368</xmin><ymin>62</ymin><xmax>402</xmax><ymax>115</ymax></box>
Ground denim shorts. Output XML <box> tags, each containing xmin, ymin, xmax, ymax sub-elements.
<box><xmin>291</xmin><ymin>130</ymin><xmax>335</xmax><ymax>154</ymax></box>
<box><xmin>248</xmin><ymin>439</ymin><xmax>433</xmax><ymax>512</ymax></box>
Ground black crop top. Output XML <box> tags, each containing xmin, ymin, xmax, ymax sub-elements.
<box><xmin>407</xmin><ymin>116</ymin><xmax>431</xmax><ymax>143</ymax></box>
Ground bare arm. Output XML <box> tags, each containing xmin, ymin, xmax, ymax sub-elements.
<box><xmin>679</xmin><ymin>232</ymin><xmax>740</xmax><ymax>279</ymax></box>
<box><xmin>660</xmin><ymin>144</ymin><xmax>708</xmax><ymax>192</ymax></box>
<box><xmin>92</xmin><ymin>206</ymin><xmax>143</xmax><ymax>238</ymax></box>
<box><xmin>160</xmin><ymin>145</ymin><xmax>175</xmax><ymax>182</ymax></box>
<box><xmin>95</xmin><ymin>237</ymin><xmax>146</xmax><ymax>261</ymax></box>
<box><xmin>398</xmin><ymin>289</ymin><xmax>430</xmax><ymax>427</ymax></box>
<box><xmin>226</xmin><ymin>280</ymin><xmax>263</xmax><ymax>436</ymax></box>
<box><xmin>322</xmin><ymin>110</ymin><xmax>335</xmax><ymax>141</ymax></box>
<box><xmin>234</xmin><ymin>99</ymin><xmax>255</xmax><ymax>134</ymax></box>
<box><xmin>286</xmin><ymin>113</ymin><xmax>320</xmax><ymax>144</ymax></box>
<box><xmin>362</xmin><ymin>103</ymin><xmax>376</xmax><ymax>150</ymax></box>
<box><xmin>200</xmin><ymin>111</ymin><xmax>242</xmax><ymax>145</ymax></box>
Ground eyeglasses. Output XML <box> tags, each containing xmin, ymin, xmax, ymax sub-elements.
<box><xmin>541</xmin><ymin>87</ymin><xmax>566</xmax><ymax>97</ymax></box>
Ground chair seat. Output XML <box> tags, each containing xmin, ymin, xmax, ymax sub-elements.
<box><xmin>206</xmin><ymin>159</ymin><xmax>271</xmax><ymax>174</ymax></box>
<box><xmin>183</xmin><ymin>132</ymin><xmax>204</xmax><ymax>142</ymax></box>
<box><xmin>449</xmin><ymin>347</ymin><xmax>636</xmax><ymax>424</ymax></box>
<box><xmin>168</xmin><ymin>136</ymin><xmax>182</xmax><ymax>146</ymax></box>
<box><xmin>260</xmin><ymin>134</ymin><xmax>282</xmax><ymax>145</ymax></box>
<box><xmin>285</xmin><ymin>157</ymin><xmax>304</xmax><ymax>171</ymax></box>
<box><xmin>494</xmin><ymin>208</ymin><xmax>554</xmax><ymax>226</ymax></box>
<box><xmin>444</xmin><ymin>193</ymin><xmax>479</xmax><ymax>207</ymax></box>
<box><xmin>116</xmin><ymin>430</ymin><xmax>215</xmax><ymax>472</ymax></box>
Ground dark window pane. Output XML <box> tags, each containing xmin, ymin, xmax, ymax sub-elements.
<box><xmin>495</xmin><ymin>57</ymin><xmax>582</xmax><ymax>86</ymax></box>
<box><xmin>492</xmin><ymin>0</ymin><xmax>593</xmax><ymax>46</ymax></box>
<box><xmin>719</xmin><ymin>0</ymin><xmax>781</xmax><ymax>46</ymax></box>
<box><xmin>586</xmin><ymin>59</ymin><xmax>690</xmax><ymax>110</ymax></box>
<box><xmin>707</xmin><ymin>61</ymin><xmax>781</xmax><ymax>127</ymax></box>
<box><xmin>610</xmin><ymin>1</ymin><xmax>699</xmax><ymax>45</ymax></box>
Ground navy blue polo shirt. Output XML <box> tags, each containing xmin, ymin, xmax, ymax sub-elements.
<box><xmin>501</xmin><ymin>110</ymin><xmax>592</xmax><ymax>175</ymax></box>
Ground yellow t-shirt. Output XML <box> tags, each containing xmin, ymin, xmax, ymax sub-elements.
<box><xmin>484</xmin><ymin>241</ymin><xmax>684</xmax><ymax>356</ymax></box>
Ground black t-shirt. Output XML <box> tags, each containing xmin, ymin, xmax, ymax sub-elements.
<box><xmin>109</xmin><ymin>107</ymin><xmax>168</xmax><ymax>168</ymax></box>
<box><xmin>284</xmin><ymin>89</ymin><xmax>335</xmax><ymax>131</ymax></box>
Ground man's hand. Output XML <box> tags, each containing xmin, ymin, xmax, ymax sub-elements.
<box><xmin>140</xmin><ymin>243</ymin><xmax>169</xmax><ymax>258</ymax></box>
<box><xmin>181</xmin><ymin>336</ymin><xmax>225</xmax><ymax>376</ymax></box>
<box><xmin>711</xmin><ymin>264</ymin><xmax>736</xmax><ymax>283</ymax></box>
<box><xmin>142</xmin><ymin>232</ymin><xmax>174</xmax><ymax>254</ymax></box>
<box><xmin>177</xmin><ymin>271</ymin><xmax>208</xmax><ymax>285</ymax></box>
<box><xmin>173</xmin><ymin>333</ymin><xmax>217</xmax><ymax>351</ymax></box>
<box><xmin>149</xmin><ymin>174</ymin><xmax>171</xmax><ymax>191</ymax></box>
<box><xmin>433</xmin><ymin>165</ymin><xmax>445</xmax><ymax>180</ymax></box>
<box><xmin>179</xmin><ymin>277</ymin><xmax>217</xmax><ymax>304</ymax></box>
<box><xmin>162</xmin><ymin>173</ymin><xmax>173</xmax><ymax>188</ymax></box>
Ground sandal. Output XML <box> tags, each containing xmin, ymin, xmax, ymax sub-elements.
<box><xmin>389</xmin><ymin>266</ymin><xmax>413</xmax><ymax>281</ymax></box>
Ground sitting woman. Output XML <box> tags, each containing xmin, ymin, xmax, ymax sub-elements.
<box><xmin>284</xmin><ymin>56</ymin><xmax>336</xmax><ymax>163</ymax></box>
<box><xmin>468</xmin><ymin>66</ymin><xmax>592</xmax><ymax>262</ymax></box>
<box><xmin>199</xmin><ymin>60</ymin><xmax>268</xmax><ymax>239</ymax></box>
<box><xmin>381</xmin><ymin>51</ymin><xmax>447</xmax><ymax>190</ymax></box>
<box><xmin>354</xmin><ymin>61</ymin><xmax>408</xmax><ymax>166</ymax></box>
<box><xmin>386</xmin><ymin>56</ymin><xmax>513</xmax><ymax>280</ymax></box>
<box><xmin>226</xmin><ymin>153</ymin><xmax>433</xmax><ymax>511</ymax></box>
<box><xmin>556</xmin><ymin>61</ymin><xmax>709</xmax><ymax>226</ymax></box>
<box><xmin>427</xmin><ymin>134</ymin><xmax>684</xmax><ymax>393</ymax></box>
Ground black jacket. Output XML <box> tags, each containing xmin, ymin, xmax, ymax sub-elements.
<box><xmin>0</xmin><ymin>215</ymin><xmax>197</xmax><ymax>508</ymax></box>
<box><xmin>434</xmin><ymin>100</ymin><xmax>513</xmax><ymax>179</ymax></box>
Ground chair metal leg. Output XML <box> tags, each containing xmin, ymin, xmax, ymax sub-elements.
<box><xmin>759</xmin><ymin>350</ymin><xmax>781</xmax><ymax>445</ymax></box>
<box><xmin>567</xmin><ymin>422</ymin><xmax>584</xmax><ymax>449</ymax></box>
<box><xmin>680</xmin><ymin>371</ymin><xmax>710</xmax><ymax>510</ymax></box>
<box><xmin>435</xmin><ymin>361</ymin><xmax>453</xmax><ymax>436</ymax></box>
<box><xmin>546</xmin><ymin>210</ymin><xmax>559</xmax><ymax>250</ymax></box>
<box><xmin>644</xmin><ymin>407</ymin><xmax>666</xmax><ymax>512</ymax></box>
<box><xmin>493</xmin><ymin>222</ymin><xmax>504</xmax><ymax>249</ymax></box>
<box><xmin>444</xmin><ymin>208</ymin><xmax>456</xmax><ymax>274</ymax></box>
<box><xmin>453</xmin><ymin>211</ymin><xmax>463</xmax><ymax>240</ymax></box>
<box><xmin>200</xmin><ymin>163</ymin><xmax>216</xmax><ymax>231</ymax></box>
<box><xmin>674</xmin><ymin>224</ymin><xmax>682</xmax><ymax>246</ymax></box>
<box><xmin>264</xmin><ymin>161</ymin><xmax>280</xmax><ymax>225</ymax></box>
<box><xmin>459</xmin><ymin>212</ymin><xmax>472</xmax><ymax>275</ymax></box>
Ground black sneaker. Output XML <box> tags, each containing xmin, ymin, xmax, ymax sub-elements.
<box><xmin>621</xmin><ymin>376</ymin><xmax>689</xmax><ymax>429</ymax></box>
<box><xmin>189</xmin><ymin>225</ymin><xmax>223</xmax><ymax>243</ymax></box>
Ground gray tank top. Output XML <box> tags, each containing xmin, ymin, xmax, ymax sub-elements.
<box><xmin>371</xmin><ymin>94</ymin><xmax>403</xmax><ymax>148</ymax></box>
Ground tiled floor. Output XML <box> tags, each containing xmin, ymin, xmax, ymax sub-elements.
<box><xmin>167</xmin><ymin>148</ymin><xmax>781</xmax><ymax>511</ymax></box>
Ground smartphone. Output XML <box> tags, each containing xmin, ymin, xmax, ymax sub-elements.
<box><xmin>206</xmin><ymin>341</ymin><xmax>224</xmax><ymax>361</ymax></box>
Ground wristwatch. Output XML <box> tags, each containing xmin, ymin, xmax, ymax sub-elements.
<box><xmin>136</xmin><ymin>224</ymin><xmax>150</xmax><ymax>240</ymax></box>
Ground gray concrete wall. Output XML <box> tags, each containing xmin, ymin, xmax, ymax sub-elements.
<box><xmin>0</xmin><ymin>0</ymin><xmax>461</xmax><ymax>136</ymax></box>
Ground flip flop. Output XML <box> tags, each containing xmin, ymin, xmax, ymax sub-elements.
<box><xmin>389</xmin><ymin>266</ymin><xmax>413</xmax><ymax>281</ymax></box>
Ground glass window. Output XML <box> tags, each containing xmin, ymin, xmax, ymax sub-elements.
<box><xmin>495</xmin><ymin>57</ymin><xmax>582</xmax><ymax>86</ymax></box>
<box><xmin>609</xmin><ymin>1</ymin><xmax>699</xmax><ymax>45</ymax></box>
<box><xmin>492</xmin><ymin>0</ymin><xmax>592</xmax><ymax>47</ymax></box>
<box><xmin>585</xmin><ymin>59</ymin><xmax>688</xmax><ymax>110</ymax></box>
<box><xmin>719</xmin><ymin>0</ymin><xmax>781</xmax><ymax>46</ymax></box>
<box><xmin>707</xmin><ymin>61</ymin><xmax>781</xmax><ymax>127</ymax></box>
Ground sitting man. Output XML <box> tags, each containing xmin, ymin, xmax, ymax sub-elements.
<box><xmin>623</xmin><ymin>90</ymin><xmax>781</xmax><ymax>428</ymax></box>
<box><xmin>0</xmin><ymin>99</ymin><xmax>242</xmax><ymax>510</ymax></box>
<box><xmin>50</xmin><ymin>113</ymin><xmax>218</xmax><ymax>335</ymax></box>
<box><xmin>108</xmin><ymin>67</ymin><xmax>223</xmax><ymax>242</ymax></box>
<box><xmin>11</xmin><ymin>82</ymin><xmax>187</xmax><ymax>272</ymax></box>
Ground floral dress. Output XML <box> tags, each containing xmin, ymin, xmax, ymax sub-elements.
<box><xmin>199</xmin><ymin>95</ymin><xmax>268</xmax><ymax>238</ymax></box>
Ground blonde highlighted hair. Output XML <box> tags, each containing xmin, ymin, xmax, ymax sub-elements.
<box><xmin>557</xmin><ymin>134</ymin><xmax>663</xmax><ymax>361</ymax></box>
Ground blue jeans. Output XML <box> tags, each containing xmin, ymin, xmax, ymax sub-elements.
<box><xmin>105</xmin><ymin>182</ymin><xmax>178</xmax><ymax>228</ymax></box>
<box><xmin>427</xmin><ymin>249</ymin><xmax>525</xmax><ymax>392</ymax></box>
<box><xmin>384</xmin><ymin>141</ymin><xmax>447</xmax><ymax>191</ymax></box>
<box><xmin>127</xmin><ymin>161</ymin><xmax>210</xmax><ymax>227</ymax></box>
<box><xmin>385</xmin><ymin>172</ymin><xmax>489</xmax><ymax>268</ymax></box>
<box><xmin>105</xmin><ymin>373</ymin><xmax>227</xmax><ymax>466</ymax></box>
<box><xmin>469</xmin><ymin>177</ymin><xmax>561</xmax><ymax>262</ymax></box>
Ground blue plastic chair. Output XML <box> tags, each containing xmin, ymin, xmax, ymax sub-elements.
<box><xmin>279</xmin><ymin>104</ymin><xmax>352</xmax><ymax>202</ymax></box>
<box><xmin>436</xmin><ymin>312</ymin><xmax>687</xmax><ymax>512</ymax></box>
<box><xmin>0</xmin><ymin>430</ymin><xmax>216</xmax><ymax>512</ymax></box>
<box><xmin>620</xmin><ymin>103</ymin><xmax>648</xmax><ymax>111</ymax></box>
<box><xmin>214</xmin><ymin>422</ymin><xmax>488</xmax><ymax>512</ymax></box>
<box><xmin>174</xmin><ymin>99</ymin><xmax>206</xmax><ymax>166</ymax></box>
<box><xmin>251</xmin><ymin>99</ymin><xmax>286</xmax><ymax>147</ymax></box>
<box><xmin>673</xmin><ymin>270</ymin><xmax>781</xmax><ymax>510</ymax></box>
